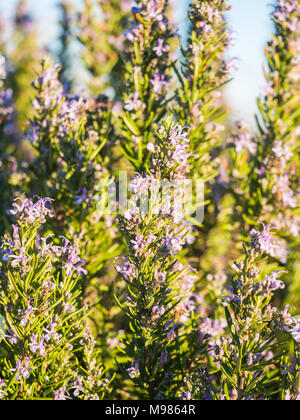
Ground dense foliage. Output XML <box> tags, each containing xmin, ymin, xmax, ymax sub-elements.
<box><xmin>0</xmin><ymin>0</ymin><xmax>299</xmax><ymax>400</ymax></box>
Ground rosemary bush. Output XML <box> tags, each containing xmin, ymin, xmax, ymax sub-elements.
<box><xmin>0</xmin><ymin>0</ymin><xmax>299</xmax><ymax>400</ymax></box>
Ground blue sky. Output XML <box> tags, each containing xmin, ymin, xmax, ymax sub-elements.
<box><xmin>0</xmin><ymin>0</ymin><xmax>274</xmax><ymax>127</ymax></box>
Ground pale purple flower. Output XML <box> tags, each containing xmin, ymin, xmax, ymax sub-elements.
<box><xmin>261</xmin><ymin>80</ymin><xmax>276</xmax><ymax>98</ymax></box>
<box><xmin>10</xmin><ymin>357</ymin><xmax>33</xmax><ymax>380</ymax></box>
<box><xmin>222</xmin><ymin>286</ymin><xmax>241</xmax><ymax>306</ymax></box>
<box><xmin>250</xmin><ymin>222</ymin><xmax>279</xmax><ymax>257</ymax></box>
<box><xmin>28</xmin><ymin>335</ymin><xmax>47</xmax><ymax>357</ymax></box>
<box><xmin>150</xmin><ymin>73</ymin><xmax>168</xmax><ymax>95</ymax></box>
<box><xmin>162</xmin><ymin>231</ymin><xmax>184</xmax><ymax>256</ymax></box>
<box><xmin>146</xmin><ymin>1</ymin><xmax>164</xmax><ymax>21</ymax></box>
<box><xmin>234</xmin><ymin>132</ymin><xmax>257</xmax><ymax>154</ymax></box>
<box><xmin>10</xmin><ymin>197</ymin><xmax>54</xmax><ymax>225</ymax></box>
<box><xmin>262</xmin><ymin>271</ymin><xmax>286</xmax><ymax>292</ymax></box>
<box><xmin>272</xmin><ymin>140</ymin><xmax>293</xmax><ymax>160</ymax></box>
<box><xmin>127</xmin><ymin>360</ymin><xmax>140</xmax><ymax>379</ymax></box>
<box><xmin>198</xmin><ymin>22</ymin><xmax>213</xmax><ymax>33</ymax></box>
<box><xmin>197</xmin><ymin>318</ymin><xmax>226</xmax><ymax>340</ymax></box>
<box><xmin>181</xmin><ymin>391</ymin><xmax>192</xmax><ymax>400</ymax></box>
<box><xmin>74</xmin><ymin>187</ymin><xmax>87</xmax><ymax>206</ymax></box>
<box><xmin>44</xmin><ymin>320</ymin><xmax>59</xmax><ymax>342</ymax></box>
<box><xmin>123</xmin><ymin>207</ymin><xmax>140</xmax><ymax>221</ymax></box>
<box><xmin>130</xmin><ymin>234</ymin><xmax>145</xmax><ymax>253</ymax></box>
<box><xmin>0</xmin><ymin>89</ymin><xmax>14</xmax><ymax>119</ymax></box>
<box><xmin>164</xmin><ymin>320</ymin><xmax>177</xmax><ymax>340</ymax></box>
<box><xmin>27</xmin><ymin>123</ymin><xmax>40</xmax><ymax>145</ymax></box>
<box><xmin>147</xmin><ymin>143</ymin><xmax>156</xmax><ymax>153</ymax></box>
<box><xmin>72</xmin><ymin>375</ymin><xmax>84</xmax><ymax>397</ymax></box>
<box><xmin>285</xmin><ymin>318</ymin><xmax>300</xmax><ymax>343</ymax></box>
<box><xmin>152</xmin><ymin>305</ymin><xmax>165</xmax><ymax>321</ymax></box>
<box><xmin>20</xmin><ymin>302</ymin><xmax>38</xmax><ymax>327</ymax></box>
<box><xmin>247</xmin><ymin>353</ymin><xmax>263</xmax><ymax>366</ymax></box>
<box><xmin>272</xmin><ymin>175</ymin><xmax>297</xmax><ymax>208</ymax></box>
<box><xmin>124</xmin><ymin>92</ymin><xmax>145</xmax><ymax>112</ymax></box>
<box><xmin>153</xmin><ymin>38</ymin><xmax>169</xmax><ymax>57</ymax></box>
<box><xmin>281</xmin><ymin>357</ymin><xmax>296</xmax><ymax>376</ymax></box>
<box><xmin>5</xmin><ymin>330</ymin><xmax>18</xmax><ymax>345</ymax></box>
<box><xmin>40</xmin><ymin>234</ymin><xmax>55</xmax><ymax>257</ymax></box>
<box><xmin>116</xmin><ymin>258</ymin><xmax>137</xmax><ymax>281</ymax></box>
<box><xmin>32</xmin><ymin>64</ymin><xmax>64</xmax><ymax>111</ymax></box>
<box><xmin>6</xmin><ymin>247</ymin><xmax>30</xmax><ymax>268</ymax></box>
<box><xmin>286</xmin><ymin>17</ymin><xmax>299</xmax><ymax>32</ymax></box>
<box><xmin>128</xmin><ymin>174</ymin><xmax>150</xmax><ymax>195</ymax></box>
<box><xmin>54</xmin><ymin>387</ymin><xmax>72</xmax><ymax>400</ymax></box>
<box><xmin>58</xmin><ymin>240</ymin><xmax>87</xmax><ymax>277</ymax></box>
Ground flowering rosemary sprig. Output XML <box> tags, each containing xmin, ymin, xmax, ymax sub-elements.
<box><xmin>0</xmin><ymin>197</ymin><xmax>113</xmax><ymax>400</ymax></box>
<box><xmin>26</xmin><ymin>59</ymin><xmax>120</xmax><ymax>285</ymax></box>
<box><xmin>120</xmin><ymin>1</ymin><xmax>174</xmax><ymax>171</ymax></box>
<box><xmin>115</xmin><ymin>119</ymin><xmax>196</xmax><ymax>398</ymax></box>
<box><xmin>173</xmin><ymin>0</ymin><xmax>233</xmax><ymax>179</ymax></box>
<box><xmin>207</xmin><ymin>223</ymin><xmax>300</xmax><ymax>400</ymax></box>
<box><xmin>225</xmin><ymin>0</ymin><xmax>300</xmax><ymax>310</ymax></box>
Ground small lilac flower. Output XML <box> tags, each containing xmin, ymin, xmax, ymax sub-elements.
<box><xmin>124</xmin><ymin>92</ymin><xmax>145</xmax><ymax>112</ymax></box>
<box><xmin>285</xmin><ymin>318</ymin><xmax>300</xmax><ymax>343</ymax></box>
<box><xmin>181</xmin><ymin>391</ymin><xmax>192</xmax><ymax>400</ymax></box>
<box><xmin>116</xmin><ymin>258</ymin><xmax>137</xmax><ymax>281</ymax></box>
<box><xmin>27</xmin><ymin>123</ymin><xmax>40</xmax><ymax>145</ymax></box>
<box><xmin>127</xmin><ymin>360</ymin><xmax>140</xmax><ymax>379</ymax></box>
<box><xmin>150</xmin><ymin>73</ymin><xmax>168</xmax><ymax>95</ymax></box>
<box><xmin>10</xmin><ymin>357</ymin><xmax>33</xmax><ymax>380</ymax></box>
<box><xmin>130</xmin><ymin>234</ymin><xmax>145</xmax><ymax>253</ymax></box>
<box><xmin>147</xmin><ymin>143</ymin><xmax>156</xmax><ymax>153</ymax></box>
<box><xmin>234</xmin><ymin>132</ymin><xmax>257</xmax><ymax>155</ymax></box>
<box><xmin>153</xmin><ymin>38</ymin><xmax>169</xmax><ymax>57</ymax></box>
<box><xmin>58</xmin><ymin>240</ymin><xmax>87</xmax><ymax>277</ymax></box>
<box><xmin>71</xmin><ymin>375</ymin><xmax>84</xmax><ymax>397</ymax></box>
<box><xmin>164</xmin><ymin>321</ymin><xmax>177</xmax><ymax>340</ymax></box>
<box><xmin>272</xmin><ymin>140</ymin><xmax>293</xmax><ymax>160</ymax></box>
<box><xmin>44</xmin><ymin>320</ymin><xmax>59</xmax><ymax>342</ymax></box>
<box><xmin>54</xmin><ymin>387</ymin><xmax>72</xmax><ymax>400</ymax></box>
<box><xmin>151</xmin><ymin>305</ymin><xmax>165</xmax><ymax>321</ymax></box>
<box><xmin>146</xmin><ymin>1</ymin><xmax>164</xmax><ymax>21</ymax></box>
<box><xmin>128</xmin><ymin>174</ymin><xmax>150</xmax><ymax>195</ymax></box>
<box><xmin>281</xmin><ymin>357</ymin><xmax>296</xmax><ymax>376</ymax></box>
<box><xmin>5</xmin><ymin>330</ymin><xmax>18</xmax><ymax>345</ymax></box>
<box><xmin>28</xmin><ymin>335</ymin><xmax>47</xmax><ymax>357</ymax></box>
<box><xmin>7</xmin><ymin>247</ymin><xmax>29</xmax><ymax>268</ymax></box>
<box><xmin>262</xmin><ymin>271</ymin><xmax>286</xmax><ymax>292</ymax></box>
<box><xmin>10</xmin><ymin>197</ymin><xmax>54</xmax><ymax>225</ymax></box>
<box><xmin>250</xmin><ymin>222</ymin><xmax>279</xmax><ymax>257</ymax></box>
<box><xmin>74</xmin><ymin>188</ymin><xmax>87</xmax><ymax>206</ymax></box>
<box><xmin>20</xmin><ymin>302</ymin><xmax>38</xmax><ymax>327</ymax></box>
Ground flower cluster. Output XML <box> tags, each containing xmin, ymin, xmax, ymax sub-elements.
<box><xmin>10</xmin><ymin>196</ymin><xmax>54</xmax><ymax>225</ymax></box>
